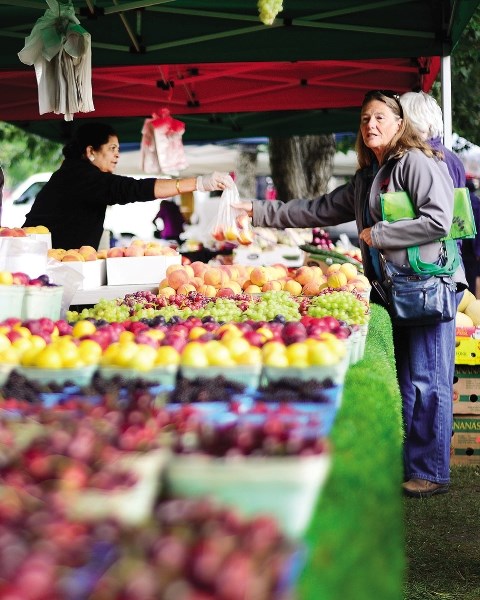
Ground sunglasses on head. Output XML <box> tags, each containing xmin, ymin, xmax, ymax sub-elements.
<box><xmin>363</xmin><ymin>89</ymin><xmax>403</xmax><ymax>116</ymax></box>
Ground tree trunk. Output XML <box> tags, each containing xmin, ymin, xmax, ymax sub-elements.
<box><xmin>234</xmin><ymin>144</ymin><xmax>258</xmax><ymax>198</ymax></box>
<box><xmin>269</xmin><ymin>134</ymin><xmax>336</xmax><ymax>200</ymax></box>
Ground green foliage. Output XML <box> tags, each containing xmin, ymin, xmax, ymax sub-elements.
<box><xmin>432</xmin><ymin>6</ymin><xmax>480</xmax><ymax>145</ymax></box>
<box><xmin>299</xmin><ymin>304</ymin><xmax>404</xmax><ymax>600</ymax></box>
<box><xmin>0</xmin><ymin>122</ymin><xmax>62</xmax><ymax>190</ymax></box>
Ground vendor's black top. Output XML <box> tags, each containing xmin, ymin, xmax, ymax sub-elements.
<box><xmin>23</xmin><ymin>159</ymin><xmax>156</xmax><ymax>250</ymax></box>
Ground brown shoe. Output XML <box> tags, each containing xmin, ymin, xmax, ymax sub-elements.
<box><xmin>402</xmin><ymin>478</ymin><xmax>449</xmax><ymax>498</ymax></box>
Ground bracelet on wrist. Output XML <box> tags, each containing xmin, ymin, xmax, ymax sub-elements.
<box><xmin>175</xmin><ymin>179</ymin><xmax>181</xmax><ymax>195</ymax></box>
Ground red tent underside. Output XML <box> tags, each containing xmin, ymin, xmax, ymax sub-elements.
<box><xmin>0</xmin><ymin>57</ymin><xmax>440</xmax><ymax>122</ymax></box>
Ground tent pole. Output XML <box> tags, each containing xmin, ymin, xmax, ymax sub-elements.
<box><xmin>441</xmin><ymin>55</ymin><xmax>453</xmax><ymax>150</ymax></box>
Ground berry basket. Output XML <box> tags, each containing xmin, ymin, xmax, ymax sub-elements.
<box><xmin>98</xmin><ymin>364</ymin><xmax>178</xmax><ymax>387</ymax></box>
<box><xmin>21</xmin><ymin>285</ymin><xmax>63</xmax><ymax>320</ymax></box>
<box><xmin>0</xmin><ymin>285</ymin><xmax>25</xmax><ymax>320</ymax></box>
<box><xmin>263</xmin><ymin>355</ymin><xmax>349</xmax><ymax>387</ymax></box>
<box><xmin>166</xmin><ymin>451</ymin><xmax>331</xmax><ymax>539</ymax></box>
<box><xmin>60</xmin><ymin>448</ymin><xmax>170</xmax><ymax>526</ymax></box>
<box><xmin>16</xmin><ymin>365</ymin><xmax>97</xmax><ymax>387</ymax></box>
<box><xmin>180</xmin><ymin>364</ymin><xmax>262</xmax><ymax>390</ymax></box>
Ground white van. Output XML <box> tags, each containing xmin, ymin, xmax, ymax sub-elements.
<box><xmin>1</xmin><ymin>172</ymin><xmax>165</xmax><ymax>244</ymax></box>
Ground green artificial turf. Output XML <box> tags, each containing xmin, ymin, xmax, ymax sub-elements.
<box><xmin>298</xmin><ymin>304</ymin><xmax>405</xmax><ymax>600</ymax></box>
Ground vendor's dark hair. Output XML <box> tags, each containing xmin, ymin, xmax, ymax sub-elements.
<box><xmin>62</xmin><ymin>123</ymin><xmax>117</xmax><ymax>159</ymax></box>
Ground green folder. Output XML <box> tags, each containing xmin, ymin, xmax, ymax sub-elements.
<box><xmin>380</xmin><ymin>187</ymin><xmax>476</xmax><ymax>240</ymax></box>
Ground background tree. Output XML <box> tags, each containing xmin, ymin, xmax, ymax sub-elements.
<box><xmin>269</xmin><ymin>134</ymin><xmax>336</xmax><ymax>200</ymax></box>
<box><xmin>442</xmin><ymin>6</ymin><xmax>480</xmax><ymax>145</ymax></box>
<box><xmin>0</xmin><ymin>123</ymin><xmax>62</xmax><ymax>191</ymax></box>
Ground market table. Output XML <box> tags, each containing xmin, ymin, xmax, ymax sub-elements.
<box><xmin>299</xmin><ymin>304</ymin><xmax>404</xmax><ymax>600</ymax></box>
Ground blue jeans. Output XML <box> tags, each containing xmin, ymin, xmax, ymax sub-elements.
<box><xmin>392</xmin><ymin>291</ymin><xmax>462</xmax><ymax>484</ymax></box>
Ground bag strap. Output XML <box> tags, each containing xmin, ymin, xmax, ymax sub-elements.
<box><xmin>407</xmin><ymin>239</ymin><xmax>460</xmax><ymax>276</ymax></box>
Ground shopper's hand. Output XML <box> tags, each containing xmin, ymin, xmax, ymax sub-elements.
<box><xmin>359</xmin><ymin>227</ymin><xmax>373</xmax><ymax>246</ymax></box>
<box><xmin>196</xmin><ymin>172</ymin><xmax>234</xmax><ymax>192</ymax></box>
<box><xmin>234</xmin><ymin>201</ymin><xmax>254</xmax><ymax>217</ymax></box>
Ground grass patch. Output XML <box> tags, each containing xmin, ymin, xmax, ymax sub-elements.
<box><xmin>404</xmin><ymin>464</ymin><xmax>480</xmax><ymax>600</ymax></box>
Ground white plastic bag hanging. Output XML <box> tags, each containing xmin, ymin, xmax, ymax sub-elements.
<box><xmin>18</xmin><ymin>0</ymin><xmax>94</xmax><ymax>121</ymax></box>
<box><xmin>211</xmin><ymin>183</ymin><xmax>254</xmax><ymax>245</ymax></box>
<box><xmin>140</xmin><ymin>109</ymin><xmax>189</xmax><ymax>175</ymax></box>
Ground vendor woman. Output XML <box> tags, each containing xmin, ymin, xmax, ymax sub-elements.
<box><xmin>23</xmin><ymin>123</ymin><xmax>233</xmax><ymax>250</ymax></box>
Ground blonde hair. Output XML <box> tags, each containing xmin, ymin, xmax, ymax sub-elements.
<box><xmin>355</xmin><ymin>90</ymin><xmax>439</xmax><ymax>169</ymax></box>
<box><xmin>399</xmin><ymin>91</ymin><xmax>444</xmax><ymax>139</ymax></box>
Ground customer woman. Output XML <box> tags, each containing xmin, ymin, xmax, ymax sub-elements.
<box><xmin>23</xmin><ymin>123</ymin><xmax>233</xmax><ymax>250</ymax></box>
<box><xmin>237</xmin><ymin>90</ymin><xmax>467</xmax><ymax>497</ymax></box>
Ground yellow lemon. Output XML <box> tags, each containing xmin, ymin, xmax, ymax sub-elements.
<box><xmin>77</xmin><ymin>340</ymin><xmax>103</xmax><ymax>365</ymax></box>
<box><xmin>72</xmin><ymin>320</ymin><xmax>97</xmax><ymax>338</ymax></box>
<box><xmin>34</xmin><ymin>346</ymin><xmax>63</xmax><ymax>369</ymax></box>
<box><xmin>155</xmin><ymin>346</ymin><xmax>180</xmax><ymax>366</ymax></box>
<box><xmin>127</xmin><ymin>344</ymin><xmax>157</xmax><ymax>371</ymax></box>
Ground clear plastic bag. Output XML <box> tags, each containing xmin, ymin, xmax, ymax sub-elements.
<box><xmin>210</xmin><ymin>184</ymin><xmax>254</xmax><ymax>245</ymax></box>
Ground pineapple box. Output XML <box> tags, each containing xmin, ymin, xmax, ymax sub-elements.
<box><xmin>453</xmin><ymin>367</ymin><xmax>480</xmax><ymax>415</ymax></box>
<box><xmin>451</xmin><ymin>415</ymin><xmax>480</xmax><ymax>465</ymax></box>
<box><xmin>454</xmin><ymin>326</ymin><xmax>480</xmax><ymax>366</ymax></box>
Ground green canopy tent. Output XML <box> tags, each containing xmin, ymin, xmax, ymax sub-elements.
<box><xmin>0</xmin><ymin>0</ymin><xmax>478</xmax><ymax>142</ymax></box>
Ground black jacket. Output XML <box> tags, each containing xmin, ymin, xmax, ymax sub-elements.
<box><xmin>23</xmin><ymin>159</ymin><xmax>156</xmax><ymax>249</ymax></box>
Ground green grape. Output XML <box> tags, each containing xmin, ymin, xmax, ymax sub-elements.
<box><xmin>307</xmin><ymin>291</ymin><xmax>370</xmax><ymax>325</ymax></box>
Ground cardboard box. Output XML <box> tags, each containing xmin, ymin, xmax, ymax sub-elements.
<box><xmin>455</xmin><ymin>326</ymin><xmax>480</xmax><ymax>365</ymax></box>
<box><xmin>451</xmin><ymin>415</ymin><xmax>480</xmax><ymax>465</ymax></box>
<box><xmin>59</xmin><ymin>260</ymin><xmax>107</xmax><ymax>290</ymax></box>
<box><xmin>106</xmin><ymin>255</ymin><xmax>181</xmax><ymax>286</ymax></box>
<box><xmin>453</xmin><ymin>367</ymin><xmax>480</xmax><ymax>414</ymax></box>
<box><xmin>233</xmin><ymin>245</ymin><xmax>305</xmax><ymax>267</ymax></box>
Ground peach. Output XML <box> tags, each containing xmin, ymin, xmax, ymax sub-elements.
<box><xmin>272</xmin><ymin>263</ymin><xmax>289</xmax><ymax>277</ymax></box>
<box><xmin>158</xmin><ymin>278</ymin><xmax>170</xmax><ymax>289</ymax></box>
<box><xmin>158</xmin><ymin>286</ymin><xmax>176</xmax><ymax>298</ymax></box>
<box><xmin>284</xmin><ymin>279</ymin><xmax>302</xmax><ymax>296</ymax></box>
<box><xmin>204</xmin><ymin>268</ymin><xmax>223</xmax><ymax>287</ymax></box>
<box><xmin>62</xmin><ymin>252</ymin><xmax>85</xmax><ymax>262</ymax></box>
<box><xmin>302</xmin><ymin>282</ymin><xmax>321</xmax><ymax>296</ymax></box>
<box><xmin>107</xmin><ymin>247</ymin><xmax>125</xmax><ymax>258</ymax></box>
<box><xmin>242</xmin><ymin>279</ymin><xmax>254</xmax><ymax>291</ymax></box>
<box><xmin>310</xmin><ymin>265</ymin><xmax>325</xmax><ymax>282</ymax></box>
<box><xmin>191</xmin><ymin>276</ymin><xmax>204</xmax><ymax>290</ymax></box>
<box><xmin>166</xmin><ymin>263</ymin><xmax>184</xmax><ymax>277</ymax></box>
<box><xmin>183</xmin><ymin>264</ymin><xmax>195</xmax><ymax>279</ymax></box>
<box><xmin>294</xmin><ymin>266</ymin><xmax>315</xmax><ymax>286</ymax></box>
<box><xmin>339</xmin><ymin>262</ymin><xmax>358</xmax><ymax>280</ymax></box>
<box><xmin>262</xmin><ymin>280</ymin><xmax>283</xmax><ymax>292</ymax></box>
<box><xmin>226</xmin><ymin>281</ymin><xmax>242</xmax><ymax>295</ymax></box>
<box><xmin>197</xmin><ymin>284</ymin><xmax>217</xmax><ymax>298</ymax></box>
<box><xmin>326</xmin><ymin>263</ymin><xmax>342</xmax><ymax>275</ymax></box>
<box><xmin>190</xmin><ymin>261</ymin><xmax>207</xmax><ymax>277</ymax></box>
<box><xmin>162</xmin><ymin>247</ymin><xmax>178</xmax><ymax>256</ymax></box>
<box><xmin>244</xmin><ymin>284</ymin><xmax>262</xmax><ymax>294</ymax></box>
<box><xmin>250</xmin><ymin>267</ymin><xmax>269</xmax><ymax>287</ymax></box>
<box><xmin>216</xmin><ymin>287</ymin><xmax>236</xmax><ymax>298</ymax></box>
<box><xmin>48</xmin><ymin>249</ymin><xmax>66</xmax><ymax>261</ymax></box>
<box><xmin>96</xmin><ymin>249</ymin><xmax>108</xmax><ymax>259</ymax></box>
<box><xmin>144</xmin><ymin>245</ymin><xmax>163</xmax><ymax>256</ymax></box>
<box><xmin>124</xmin><ymin>245</ymin><xmax>144</xmax><ymax>257</ymax></box>
<box><xmin>177</xmin><ymin>283</ymin><xmax>197</xmax><ymax>295</ymax></box>
<box><xmin>167</xmin><ymin>268</ymin><xmax>190</xmax><ymax>290</ymax></box>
